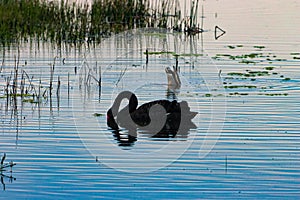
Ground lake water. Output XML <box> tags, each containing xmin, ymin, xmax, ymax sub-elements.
<box><xmin>1</xmin><ymin>0</ymin><xmax>300</xmax><ymax>199</ymax></box>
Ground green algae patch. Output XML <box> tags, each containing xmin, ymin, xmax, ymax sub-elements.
<box><xmin>93</xmin><ymin>113</ymin><xmax>104</xmax><ymax>117</ymax></box>
<box><xmin>224</xmin><ymin>85</ymin><xmax>257</xmax><ymax>89</ymax></box>
<box><xmin>227</xmin><ymin>72</ymin><xmax>244</xmax><ymax>76</ymax></box>
<box><xmin>260</xmin><ymin>93</ymin><xmax>289</xmax><ymax>96</ymax></box>
<box><xmin>227</xmin><ymin>45</ymin><xmax>236</xmax><ymax>49</ymax></box>
<box><xmin>239</xmin><ymin>60</ymin><xmax>257</xmax><ymax>64</ymax></box>
<box><xmin>227</xmin><ymin>70</ymin><xmax>269</xmax><ymax>78</ymax></box>
<box><xmin>265</xmin><ymin>66</ymin><xmax>275</xmax><ymax>70</ymax></box>
<box><xmin>248</xmin><ymin>71</ymin><xmax>269</xmax><ymax>76</ymax></box>
<box><xmin>180</xmin><ymin>53</ymin><xmax>204</xmax><ymax>57</ymax></box>
<box><xmin>144</xmin><ymin>51</ymin><xmax>176</xmax><ymax>55</ymax></box>
<box><xmin>229</xmin><ymin>92</ymin><xmax>249</xmax><ymax>96</ymax></box>
<box><xmin>254</xmin><ymin>46</ymin><xmax>265</xmax><ymax>49</ymax></box>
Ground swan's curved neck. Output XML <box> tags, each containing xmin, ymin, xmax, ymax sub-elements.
<box><xmin>111</xmin><ymin>91</ymin><xmax>138</xmax><ymax>117</ymax></box>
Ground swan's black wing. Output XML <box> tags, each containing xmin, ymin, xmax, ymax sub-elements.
<box><xmin>136</xmin><ymin>100</ymin><xmax>180</xmax><ymax>113</ymax></box>
<box><xmin>131</xmin><ymin>100</ymin><xmax>181</xmax><ymax>126</ymax></box>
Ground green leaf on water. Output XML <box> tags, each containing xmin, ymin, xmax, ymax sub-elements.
<box><xmin>265</xmin><ymin>66</ymin><xmax>274</xmax><ymax>70</ymax></box>
<box><xmin>227</xmin><ymin>72</ymin><xmax>244</xmax><ymax>76</ymax></box>
<box><xmin>239</xmin><ymin>60</ymin><xmax>256</xmax><ymax>64</ymax></box>
<box><xmin>93</xmin><ymin>113</ymin><xmax>104</xmax><ymax>117</ymax></box>
<box><xmin>254</xmin><ymin>45</ymin><xmax>265</xmax><ymax>49</ymax></box>
<box><xmin>224</xmin><ymin>85</ymin><xmax>256</xmax><ymax>89</ymax></box>
<box><xmin>180</xmin><ymin>53</ymin><xmax>203</xmax><ymax>57</ymax></box>
<box><xmin>144</xmin><ymin>51</ymin><xmax>176</xmax><ymax>55</ymax></box>
<box><xmin>282</xmin><ymin>78</ymin><xmax>291</xmax><ymax>81</ymax></box>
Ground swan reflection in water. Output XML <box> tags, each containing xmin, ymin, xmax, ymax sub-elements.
<box><xmin>107</xmin><ymin>91</ymin><xmax>197</xmax><ymax>147</ymax></box>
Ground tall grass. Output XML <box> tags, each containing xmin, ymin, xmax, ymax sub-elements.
<box><xmin>0</xmin><ymin>0</ymin><xmax>91</xmax><ymax>45</ymax></box>
<box><xmin>0</xmin><ymin>0</ymin><xmax>201</xmax><ymax>46</ymax></box>
<box><xmin>89</xmin><ymin>0</ymin><xmax>150</xmax><ymax>42</ymax></box>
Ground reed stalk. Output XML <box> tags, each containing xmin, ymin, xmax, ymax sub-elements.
<box><xmin>0</xmin><ymin>0</ymin><xmax>202</xmax><ymax>46</ymax></box>
<box><xmin>49</xmin><ymin>56</ymin><xmax>57</xmax><ymax>97</ymax></box>
<box><xmin>67</xmin><ymin>72</ymin><xmax>70</xmax><ymax>100</ymax></box>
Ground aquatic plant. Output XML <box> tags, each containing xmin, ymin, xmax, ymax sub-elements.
<box><xmin>222</xmin><ymin>65</ymin><xmax>292</xmax><ymax>97</ymax></box>
<box><xmin>265</xmin><ymin>66</ymin><xmax>275</xmax><ymax>70</ymax></box>
<box><xmin>253</xmin><ymin>45</ymin><xmax>265</xmax><ymax>49</ymax></box>
<box><xmin>0</xmin><ymin>0</ymin><xmax>202</xmax><ymax>46</ymax></box>
<box><xmin>1</xmin><ymin>153</ymin><xmax>16</xmax><ymax>171</ymax></box>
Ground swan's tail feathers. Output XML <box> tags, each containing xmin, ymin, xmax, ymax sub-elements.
<box><xmin>189</xmin><ymin>111</ymin><xmax>198</xmax><ymax>119</ymax></box>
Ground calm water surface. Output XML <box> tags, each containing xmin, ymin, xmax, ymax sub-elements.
<box><xmin>1</xmin><ymin>0</ymin><xmax>300</xmax><ymax>199</ymax></box>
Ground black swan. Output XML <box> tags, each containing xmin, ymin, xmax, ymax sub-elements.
<box><xmin>107</xmin><ymin>91</ymin><xmax>197</xmax><ymax>139</ymax></box>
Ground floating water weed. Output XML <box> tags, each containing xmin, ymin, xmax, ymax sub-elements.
<box><xmin>93</xmin><ymin>113</ymin><xmax>104</xmax><ymax>117</ymax></box>
<box><xmin>265</xmin><ymin>66</ymin><xmax>275</xmax><ymax>70</ymax></box>
<box><xmin>253</xmin><ymin>45</ymin><xmax>265</xmax><ymax>49</ymax></box>
<box><xmin>227</xmin><ymin>45</ymin><xmax>235</xmax><ymax>49</ymax></box>
<box><xmin>282</xmin><ymin>78</ymin><xmax>291</xmax><ymax>81</ymax></box>
<box><xmin>224</xmin><ymin>85</ymin><xmax>257</xmax><ymax>89</ymax></box>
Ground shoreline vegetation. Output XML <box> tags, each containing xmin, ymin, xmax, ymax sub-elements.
<box><xmin>0</xmin><ymin>0</ymin><xmax>203</xmax><ymax>120</ymax></box>
<box><xmin>0</xmin><ymin>0</ymin><xmax>202</xmax><ymax>46</ymax></box>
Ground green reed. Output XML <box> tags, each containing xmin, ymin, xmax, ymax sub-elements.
<box><xmin>0</xmin><ymin>0</ymin><xmax>201</xmax><ymax>46</ymax></box>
